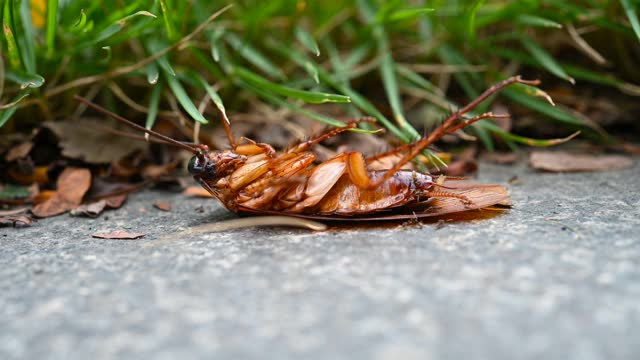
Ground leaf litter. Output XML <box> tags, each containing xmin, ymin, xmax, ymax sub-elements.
<box><xmin>32</xmin><ymin>168</ymin><xmax>92</xmax><ymax>217</ymax></box>
<box><xmin>530</xmin><ymin>151</ymin><xmax>633</xmax><ymax>172</ymax></box>
<box><xmin>92</xmin><ymin>230</ymin><xmax>145</xmax><ymax>240</ymax></box>
<box><xmin>153</xmin><ymin>200</ymin><xmax>171</xmax><ymax>211</ymax></box>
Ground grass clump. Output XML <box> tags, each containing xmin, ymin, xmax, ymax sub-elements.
<box><xmin>1</xmin><ymin>0</ymin><xmax>639</xmax><ymax>151</ymax></box>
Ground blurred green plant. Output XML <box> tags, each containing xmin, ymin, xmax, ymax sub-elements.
<box><xmin>1</xmin><ymin>0</ymin><xmax>639</xmax><ymax>150</ymax></box>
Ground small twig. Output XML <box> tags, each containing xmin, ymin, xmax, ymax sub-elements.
<box><xmin>0</xmin><ymin>207</ymin><xmax>29</xmax><ymax>216</ymax></box>
<box><xmin>566</xmin><ymin>23</ymin><xmax>607</xmax><ymax>65</ymax></box>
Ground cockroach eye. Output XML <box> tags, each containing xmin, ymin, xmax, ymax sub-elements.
<box><xmin>188</xmin><ymin>156</ymin><xmax>205</xmax><ymax>175</ymax></box>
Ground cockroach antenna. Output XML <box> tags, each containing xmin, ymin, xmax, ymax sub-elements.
<box><xmin>74</xmin><ymin>95</ymin><xmax>207</xmax><ymax>155</ymax></box>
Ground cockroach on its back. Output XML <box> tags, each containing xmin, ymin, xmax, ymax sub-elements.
<box><xmin>76</xmin><ymin>76</ymin><xmax>538</xmax><ymax>221</ymax></box>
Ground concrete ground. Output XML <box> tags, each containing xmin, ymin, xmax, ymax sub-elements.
<box><xmin>1</xmin><ymin>160</ymin><xmax>639</xmax><ymax>360</ymax></box>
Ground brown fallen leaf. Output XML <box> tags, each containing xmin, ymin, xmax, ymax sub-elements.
<box><xmin>104</xmin><ymin>194</ymin><xmax>127</xmax><ymax>209</ymax></box>
<box><xmin>92</xmin><ymin>230</ymin><xmax>145</xmax><ymax>240</ymax></box>
<box><xmin>5</xmin><ymin>141</ymin><xmax>34</xmax><ymax>161</ymax></box>
<box><xmin>183</xmin><ymin>186</ymin><xmax>214</xmax><ymax>198</ymax></box>
<box><xmin>530</xmin><ymin>151</ymin><xmax>633</xmax><ymax>172</ymax></box>
<box><xmin>70</xmin><ymin>200</ymin><xmax>107</xmax><ymax>218</ymax></box>
<box><xmin>0</xmin><ymin>215</ymin><xmax>35</xmax><ymax>228</ymax></box>
<box><xmin>153</xmin><ymin>200</ymin><xmax>171</xmax><ymax>211</ymax></box>
<box><xmin>44</xmin><ymin>120</ymin><xmax>147</xmax><ymax>164</ymax></box>
<box><xmin>70</xmin><ymin>193</ymin><xmax>127</xmax><ymax>218</ymax></box>
<box><xmin>32</xmin><ymin>168</ymin><xmax>92</xmax><ymax>218</ymax></box>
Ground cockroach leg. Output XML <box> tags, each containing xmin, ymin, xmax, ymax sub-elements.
<box><xmin>360</xmin><ymin>76</ymin><xmax>534</xmax><ymax>189</ymax></box>
<box><xmin>424</xmin><ymin>191</ymin><xmax>473</xmax><ymax>205</ymax></box>
<box><xmin>235</xmin><ymin>137</ymin><xmax>276</xmax><ymax>157</ymax></box>
<box><xmin>290</xmin><ymin>117</ymin><xmax>378</xmax><ymax>153</ymax></box>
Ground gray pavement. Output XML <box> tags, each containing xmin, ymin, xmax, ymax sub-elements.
<box><xmin>1</xmin><ymin>160</ymin><xmax>639</xmax><ymax>360</ymax></box>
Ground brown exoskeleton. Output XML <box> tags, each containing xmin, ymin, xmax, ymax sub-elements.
<box><xmin>76</xmin><ymin>76</ymin><xmax>538</xmax><ymax>221</ymax></box>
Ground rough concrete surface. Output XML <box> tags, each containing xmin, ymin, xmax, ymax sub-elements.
<box><xmin>1</xmin><ymin>161</ymin><xmax>639</xmax><ymax>360</ymax></box>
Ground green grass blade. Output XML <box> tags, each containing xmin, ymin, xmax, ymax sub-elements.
<box><xmin>303</xmin><ymin>61</ymin><xmax>320</xmax><ymax>84</ymax></box>
<box><xmin>146</xmin><ymin>38</ymin><xmax>175</xmax><ymax>76</ymax></box>
<box><xmin>503</xmin><ymin>88</ymin><xmax>584</xmax><ymax>128</ymax></box>
<box><xmin>5</xmin><ymin>71</ymin><xmax>45</xmax><ymax>89</ymax></box>
<box><xmin>295</xmin><ymin>26</ymin><xmax>320</xmax><ymax>56</ymax></box>
<box><xmin>466</xmin><ymin>0</ymin><xmax>486</xmax><ymax>40</ymax></box>
<box><xmin>243</xmin><ymin>81</ymin><xmax>347</xmax><ymax>128</ymax></box>
<box><xmin>620</xmin><ymin>0</ymin><xmax>640</xmax><ymax>41</ymax></box>
<box><xmin>70</xmin><ymin>9</ymin><xmax>89</xmax><ymax>33</ymax></box>
<box><xmin>471</xmin><ymin>122</ymin><xmax>495</xmax><ymax>151</ymax></box>
<box><xmin>188</xmin><ymin>71</ymin><xmax>230</xmax><ymax>125</ymax></box>
<box><xmin>385</xmin><ymin>7</ymin><xmax>434</xmax><ymax>22</ymax></box>
<box><xmin>146</xmin><ymin>62</ymin><xmax>159</xmax><ymax>84</ymax></box>
<box><xmin>145</xmin><ymin>82</ymin><xmax>162</xmax><ymax>130</ymax></box>
<box><xmin>46</xmin><ymin>0</ymin><xmax>58</xmax><ymax>58</ymax></box>
<box><xmin>158</xmin><ymin>0</ymin><xmax>177</xmax><ymax>40</ymax></box>
<box><xmin>89</xmin><ymin>11</ymin><xmax>156</xmax><ymax>46</ymax></box>
<box><xmin>516</xmin><ymin>14</ymin><xmax>562</xmax><ymax>28</ymax></box>
<box><xmin>225</xmin><ymin>32</ymin><xmax>285</xmax><ymax>80</ymax></box>
<box><xmin>0</xmin><ymin>90</ymin><xmax>29</xmax><ymax>127</ymax></box>
<box><xmin>164</xmin><ymin>72</ymin><xmax>208</xmax><ymax>124</ymax></box>
<box><xmin>379</xmin><ymin>51</ymin><xmax>415</xmax><ymax>138</ymax></box>
<box><xmin>3</xmin><ymin>0</ymin><xmax>22</xmax><ymax>70</ymax></box>
<box><xmin>521</xmin><ymin>36</ymin><xmax>575</xmax><ymax>84</ymax></box>
<box><xmin>235</xmin><ymin>67</ymin><xmax>350</xmax><ymax>104</ymax></box>
<box><xmin>480</xmin><ymin>121</ymin><xmax>580</xmax><ymax>146</ymax></box>
<box><xmin>206</xmin><ymin>28</ymin><xmax>225</xmax><ymax>62</ymax></box>
<box><xmin>18</xmin><ymin>0</ymin><xmax>37</xmax><ymax>73</ymax></box>
<box><xmin>437</xmin><ymin>45</ymin><xmax>480</xmax><ymax>98</ymax></box>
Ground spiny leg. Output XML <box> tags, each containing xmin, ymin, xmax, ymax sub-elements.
<box><xmin>235</xmin><ymin>136</ymin><xmax>276</xmax><ymax>157</ymax></box>
<box><xmin>366</xmin><ymin>112</ymin><xmax>509</xmax><ymax>164</ymax></box>
<box><xmin>359</xmin><ymin>76</ymin><xmax>538</xmax><ymax>189</ymax></box>
<box><xmin>288</xmin><ymin>117</ymin><xmax>377</xmax><ymax>153</ymax></box>
<box><xmin>424</xmin><ymin>191</ymin><xmax>472</xmax><ymax>205</ymax></box>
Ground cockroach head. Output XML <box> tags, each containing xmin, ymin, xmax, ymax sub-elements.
<box><xmin>187</xmin><ymin>153</ymin><xmax>215</xmax><ymax>176</ymax></box>
<box><xmin>188</xmin><ymin>150</ymin><xmax>246</xmax><ymax>180</ymax></box>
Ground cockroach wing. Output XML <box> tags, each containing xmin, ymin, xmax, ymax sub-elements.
<box><xmin>291</xmin><ymin>158</ymin><xmax>347</xmax><ymax>211</ymax></box>
<box><xmin>229</xmin><ymin>159</ymin><xmax>269</xmax><ymax>191</ymax></box>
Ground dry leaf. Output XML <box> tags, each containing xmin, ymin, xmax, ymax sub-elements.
<box><xmin>153</xmin><ymin>200</ymin><xmax>171</xmax><ymax>211</ymax></box>
<box><xmin>57</xmin><ymin>168</ymin><xmax>92</xmax><ymax>204</ymax></box>
<box><xmin>44</xmin><ymin>120</ymin><xmax>147</xmax><ymax>164</ymax></box>
<box><xmin>183</xmin><ymin>186</ymin><xmax>214</xmax><ymax>198</ymax></box>
<box><xmin>70</xmin><ymin>200</ymin><xmax>107</xmax><ymax>218</ymax></box>
<box><xmin>530</xmin><ymin>151</ymin><xmax>633</xmax><ymax>172</ymax></box>
<box><xmin>92</xmin><ymin>230</ymin><xmax>145</xmax><ymax>240</ymax></box>
<box><xmin>0</xmin><ymin>215</ymin><xmax>35</xmax><ymax>228</ymax></box>
<box><xmin>32</xmin><ymin>168</ymin><xmax>92</xmax><ymax>218</ymax></box>
<box><xmin>70</xmin><ymin>193</ymin><xmax>127</xmax><ymax>218</ymax></box>
<box><xmin>104</xmin><ymin>194</ymin><xmax>127</xmax><ymax>209</ymax></box>
<box><xmin>5</xmin><ymin>141</ymin><xmax>33</xmax><ymax>161</ymax></box>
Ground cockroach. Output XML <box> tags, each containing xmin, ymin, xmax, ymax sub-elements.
<box><xmin>75</xmin><ymin>76</ymin><xmax>539</xmax><ymax>221</ymax></box>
